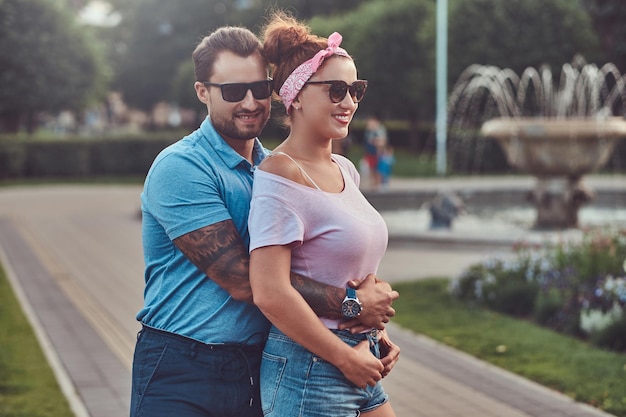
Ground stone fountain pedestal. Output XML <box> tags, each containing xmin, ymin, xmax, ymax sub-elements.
<box><xmin>481</xmin><ymin>117</ymin><xmax>626</xmax><ymax>229</ymax></box>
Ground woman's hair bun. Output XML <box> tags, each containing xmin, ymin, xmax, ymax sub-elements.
<box><xmin>262</xmin><ymin>11</ymin><xmax>318</xmax><ymax>65</ymax></box>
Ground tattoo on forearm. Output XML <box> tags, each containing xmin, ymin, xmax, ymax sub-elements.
<box><xmin>174</xmin><ymin>221</ymin><xmax>251</xmax><ymax>298</ymax></box>
<box><xmin>180</xmin><ymin>223</ymin><xmax>243</xmax><ymax>269</ymax></box>
<box><xmin>175</xmin><ymin>221</ymin><xmax>344</xmax><ymax>309</ymax></box>
<box><xmin>291</xmin><ymin>272</ymin><xmax>342</xmax><ymax>319</ymax></box>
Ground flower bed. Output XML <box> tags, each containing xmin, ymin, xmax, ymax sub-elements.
<box><xmin>450</xmin><ymin>228</ymin><xmax>626</xmax><ymax>351</ymax></box>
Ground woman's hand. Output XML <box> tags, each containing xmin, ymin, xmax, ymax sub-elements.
<box><xmin>337</xmin><ymin>340</ymin><xmax>384</xmax><ymax>389</ymax></box>
<box><xmin>378</xmin><ymin>329</ymin><xmax>400</xmax><ymax>377</ymax></box>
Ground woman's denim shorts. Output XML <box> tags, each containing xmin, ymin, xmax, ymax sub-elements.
<box><xmin>260</xmin><ymin>326</ymin><xmax>388</xmax><ymax>417</ymax></box>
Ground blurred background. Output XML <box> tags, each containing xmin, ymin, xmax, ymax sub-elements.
<box><xmin>0</xmin><ymin>0</ymin><xmax>624</xmax><ymax>178</ymax></box>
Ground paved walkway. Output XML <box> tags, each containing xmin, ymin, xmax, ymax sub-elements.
<box><xmin>0</xmin><ymin>177</ymin><xmax>623</xmax><ymax>417</ymax></box>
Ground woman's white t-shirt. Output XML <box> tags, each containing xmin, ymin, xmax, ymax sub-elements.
<box><xmin>248</xmin><ymin>153</ymin><xmax>389</xmax><ymax>329</ymax></box>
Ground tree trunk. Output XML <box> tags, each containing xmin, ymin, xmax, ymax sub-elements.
<box><xmin>407</xmin><ymin>111</ymin><xmax>421</xmax><ymax>153</ymax></box>
<box><xmin>0</xmin><ymin>109</ymin><xmax>22</xmax><ymax>133</ymax></box>
<box><xmin>25</xmin><ymin>110</ymin><xmax>37</xmax><ymax>135</ymax></box>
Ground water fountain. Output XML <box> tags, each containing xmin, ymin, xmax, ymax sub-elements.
<box><xmin>447</xmin><ymin>57</ymin><xmax>626</xmax><ymax>229</ymax></box>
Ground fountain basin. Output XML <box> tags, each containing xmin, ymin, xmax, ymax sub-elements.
<box><xmin>381</xmin><ymin>205</ymin><xmax>626</xmax><ymax>249</ymax></box>
<box><xmin>481</xmin><ymin>117</ymin><xmax>626</xmax><ymax>178</ymax></box>
<box><xmin>480</xmin><ymin>117</ymin><xmax>626</xmax><ymax>228</ymax></box>
<box><xmin>364</xmin><ymin>175</ymin><xmax>626</xmax><ymax>248</ymax></box>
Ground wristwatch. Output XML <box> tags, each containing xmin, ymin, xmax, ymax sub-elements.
<box><xmin>341</xmin><ymin>288</ymin><xmax>362</xmax><ymax>318</ymax></box>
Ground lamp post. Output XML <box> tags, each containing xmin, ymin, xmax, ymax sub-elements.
<box><xmin>436</xmin><ymin>0</ymin><xmax>448</xmax><ymax>175</ymax></box>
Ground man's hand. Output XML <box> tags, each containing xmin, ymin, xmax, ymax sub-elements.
<box><xmin>338</xmin><ymin>274</ymin><xmax>398</xmax><ymax>333</ymax></box>
<box><xmin>378</xmin><ymin>329</ymin><xmax>400</xmax><ymax>377</ymax></box>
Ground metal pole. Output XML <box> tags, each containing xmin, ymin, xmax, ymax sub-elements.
<box><xmin>436</xmin><ymin>0</ymin><xmax>448</xmax><ymax>175</ymax></box>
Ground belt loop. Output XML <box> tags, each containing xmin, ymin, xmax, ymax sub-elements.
<box><xmin>190</xmin><ymin>342</ymin><xmax>197</xmax><ymax>359</ymax></box>
<box><xmin>369</xmin><ymin>329</ymin><xmax>379</xmax><ymax>342</ymax></box>
<box><xmin>367</xmin><ymin>330</ymin><xmax>381</xmax><ymax>359</ymax></box>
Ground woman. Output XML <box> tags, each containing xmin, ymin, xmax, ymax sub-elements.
<box><xmin>248</xmin><ymin>12</ymin><xmax>398</xmax><ymax>417</ymax></box>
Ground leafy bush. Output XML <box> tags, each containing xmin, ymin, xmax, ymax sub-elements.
<box><xmin>591</xmin><ymin>316</ymin><xmax>626</xmax><ymax>351</ymax></box>
<box><xmin>0</xmin><ymin>135</ymin><xmax>177</xmax><ymax>179</ymax></box>
<box><xmin>450</xmin><ymin>228</ymin><xmax>626</xmax><ymax>351</ymax></box>
<box><xmin>449</xmin><ymin>256</ymin><xmax>540</xmax><ymax>316</ymax></box>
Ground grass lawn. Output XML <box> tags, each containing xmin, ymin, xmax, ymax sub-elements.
<box><xmin>345</xmin><ymin>144</ymin><xmax>439</xmax><ymax>177</ymax></box>
<box><xmin>393</xmin><ymin>278</ymin><xmax>626</xmax><ymax>417</ymax></box>
<box><xmin>0</xmin><ymin>264</ymin><xmax>74</xmax><ymax>417</ymax></box>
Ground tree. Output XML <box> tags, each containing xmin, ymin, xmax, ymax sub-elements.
<box><xmin>583</xmin><ymin>0</ymin><xmax>626</xmax><ymax>72</ymax></box>
<box><xmin>309</xmin><ymin>0</ymin><xmax>435</xmax><ymax>145</ymax></box>
<box><xmin>0</xmin><ymin>0</ymin><xmax>110</xmax><ymax>133</ymax></box>
<box><xmin>250</xmin><ymin>0</ymin><xmax>364</xmax><ymax>20</ymax></box>
<box><xmin>447</xmin><ymin>0</ymin><xmax>601</xmax><ymax>85</ymax></box>
<box><xmin>113</xmin><ymin>0</ymin><xmax>239</xmax><ymax>113</ymax></box>
<box><xmin>110</xmin><ymin>0</ymin><xmax>378</xmax><ymax>116</ymax></box>
<box><xmin>171</xmin><ymin>59</ymin><xmax>205</xmax><ymax>127</ymax></box>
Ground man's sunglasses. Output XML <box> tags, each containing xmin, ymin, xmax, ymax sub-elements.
<box><xmin>202</xmin><ymin>79</ymin><xmax>274</xmax><ymax>102</ymax></box>
<box><xmin>304</xmin><ymin>80</ymin><xmax>368</xmax><ymax>103</ymax></box>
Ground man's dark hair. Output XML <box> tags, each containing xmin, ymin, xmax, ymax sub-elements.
<box><xmin>192</xmin><ymin>26</ymin><xmax>264</xmax><ymax>82</ymax></box>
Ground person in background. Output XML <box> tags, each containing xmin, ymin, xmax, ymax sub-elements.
<box><xmin>248</xmin><ymin>11</ymin><xmax>399</xmax><ymax>417</ymax></box>
<box><xmin>363</xmin><ymin>113</ymin><xmax>388</xmax><ymax>189</ymax></box>
<box><xmin>131</xmin><ymin>25</ymin><xmax>399</xmax><ymax>417</ymax></box>
<box><xmin>377</xmin><ymin>144</ymin><xmax>395</xmax><ymax>189</ymax></box>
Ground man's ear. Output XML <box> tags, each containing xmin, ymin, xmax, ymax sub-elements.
<box><xmin>195</xmin><ymin>81</ymin><xmax>209</xmax><ymax>104</ymax></box>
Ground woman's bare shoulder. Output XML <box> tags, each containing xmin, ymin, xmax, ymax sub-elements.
<box><xmin>258</xmin><ymin>152</ymin><xmax>302</xmax><ymax>183</ymax></box>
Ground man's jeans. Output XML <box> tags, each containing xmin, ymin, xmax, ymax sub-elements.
<box><xmin>130</xmin><ymin>326</ymin><xmax>263</xmax><ymax>417</ymax></box>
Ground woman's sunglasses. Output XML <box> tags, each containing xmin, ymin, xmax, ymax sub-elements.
<box><xmin>202</xmin><ymin>79</ymin><xmax>274</xmax><ymax>102</ymax></box>
<box><xmin>304</xmin><ymin>80</ymin><xmax>368</xmax><ymax>103</ymax></box>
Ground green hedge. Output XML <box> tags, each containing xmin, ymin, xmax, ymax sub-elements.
<box><xmin>0</xmin><ymin>136</ymin><xmax>177</xmax><ymax>179</ymax></box>
<box><xmin>348</xmin><ymin>119</ymin><xmax>436</xmax><ymax>152</ymax></box>
<box><xmin>1</xmin><ymin>124</ymin><xmax>624</xmax><ymax>179</ymax></box>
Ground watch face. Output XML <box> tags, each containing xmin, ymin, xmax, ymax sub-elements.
<box><xmin>342</xmin><ymin>300</ymin><xmax>362</xmax><ymax>318</ymax></box>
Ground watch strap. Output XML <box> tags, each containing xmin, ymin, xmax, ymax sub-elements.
<box><xmin>346</xmin><ymin>287</ymin><xmax>357</xmax><ymax>300</ymax></box>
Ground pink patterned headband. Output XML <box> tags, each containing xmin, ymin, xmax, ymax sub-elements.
<box><xmin>278</xmin><ymin>32</ymin><xmax>351</xmax><ymax>113</ymax></box>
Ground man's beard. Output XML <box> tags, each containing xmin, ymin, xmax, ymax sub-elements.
<box><xmin>211</xmin><ymin>108</ymin><xmax>270</xmax><ymax>141</ymax></box>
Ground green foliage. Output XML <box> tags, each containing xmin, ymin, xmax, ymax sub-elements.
<box><xmin>110</xmin><ymin>0</ymin><xmax>374</xmax><ymax>110</ymax></box>
<box><xmin>113</xmin><ymin>0</ymin><xmax>240</xmax><ymax>110</ymax></box>
<box><xmin>259</xmin><ymin>0</ymin><xmax>365</xmax><ymax>20</ymax></box>
<box><xmin>0</xmin><ymin>135</ymin><xmax>178</xmax><ymax>179</ymax></box>
<box><xmin>309</xmin><ymin>0</ymin><xmax>435</xmax><ymax>122</ymax></box>
<box><xmin>0</xmin><ymin>265</ymin><xmax>74</xmax><ymax>416</ymax></box>
<box><xmin>551</xmin><ymin>231</ymin><xmax>626</xmax><ymax>287</ymax></box>
<box><xmin>533</xmin><ymin>288</ymin><xmax>566</xmax><ymax>327</ymax></box>
<box><xmin>450</xmin><ymin>229</ymin><xmax>626</xmax><ymax>349</ymax></box>
<box><xmin>0</xmin><ymin>128</ymin><xmax>438</xmax><ymax>180</ymax></box>
<box><xmin>447</xmin><ymin>0</ymin><xmax>600</xmax><ymax>84</ymax></box>
<box><xmin>583</xmin><ymin>0</ymin><xmax>626</xmax><ymax>72</ymax></box>
<box><xmin>0</xmin><ymin>0</ymin><xmax>110</xmax><ymax>131</ymax></box>
<box><xmin>171</xmin><ymin>60</ymin><xmax>203</xmax><ymax>113</ymax></box>
<box><xmin>450</xmin><ymin>257</ymin><xmax>539</xmax><ymax>315</ymax></box>
<box><xmin>104</xmin><ymin>0</ymin><xmax>615</xmax><ymax>146</ymax></box>
<box><xmin>394</xmin><ymin>278</ymin><xmax>626</xmax><ymax>416</ymax></box>
<box><xmin>345</xmin><ymin>144</ymin><xmax>437</xmax><ymax>177</ymax></box>
<box><xmin>389</xmin><ymin>149</ymin><xmax>437</xmax><ymax>177</ymax></box>
<box><xmin>592</xmin><ymin>316</ymin><xmax>626</xmax><ymax>351</ymax></box>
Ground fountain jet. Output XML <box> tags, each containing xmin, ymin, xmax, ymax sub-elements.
<box><xmin>448</xmin><ymin>57</ymin><xmax>626</xmax><ymax>229</ymax></box>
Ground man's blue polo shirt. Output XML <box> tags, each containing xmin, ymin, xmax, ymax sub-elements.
<box><xmin>138</xmin><ymin>117</ymin><xmax>270</xmax><ymax>344</ymax></box>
